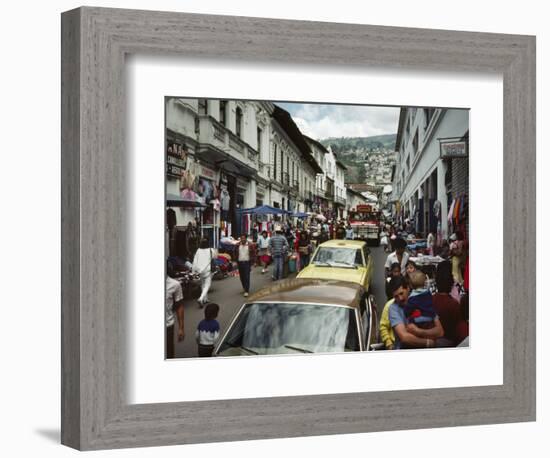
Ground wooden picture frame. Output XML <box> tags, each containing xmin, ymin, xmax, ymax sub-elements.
<box><xmin>61</xmin><ymin>6</ymin><xmax>536</xmax><ymax>450</ymax></box>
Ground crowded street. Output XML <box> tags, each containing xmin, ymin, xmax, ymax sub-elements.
<box><xmin>173</xmin><ymin>244</ymin><xmax>391</xmax><ymax>358</ymax></box>
<box><xmin>165</xmin><ymin>98</ymin><xmax>470</xmax><ymax>358</ymax></box>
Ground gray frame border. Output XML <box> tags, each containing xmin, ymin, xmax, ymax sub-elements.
<box><xmin>61</xmin><ymin>7</ymin><xmax>536</xmax><ymax>450</ymax></box>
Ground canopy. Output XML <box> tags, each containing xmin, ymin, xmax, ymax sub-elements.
<box><xmin>166</xmin><ymin>193</ymin><xmax>206</xmax><ymax>208</ymax></box>
<box><xmin>239</xmin><ymin>205</ymin><xmax>287</xmax><ymax>215</ymax></box>
<box><xmin>290</xmin><ymin>212</ymin><xmax>309</xmax><ymax>218</ymax></box>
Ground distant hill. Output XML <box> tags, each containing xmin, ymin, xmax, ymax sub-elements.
<box><xmin>319</xmin><ymin>134</ymin><xmax>397</xmax><ymax>184</ymax></box>
<box><xmin>320</xmin><ymin>134</ymin><xmax>396</xmax><ymax>154</ymax></box>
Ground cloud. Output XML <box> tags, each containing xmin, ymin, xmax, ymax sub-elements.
<box><xmin>277</xmin><ymin>102</ymin><xmax>400</xmax><ymax>140</ymax></box>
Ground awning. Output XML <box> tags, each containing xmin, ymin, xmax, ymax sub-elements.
<box><xmin>238</xmin><ymin>205</ymin><xmax>288</xmax><ymax>215</ymax></box>
<box><xmin>166</xmin><ymin>194</ymin><xmax>207</xmax><ymax>208</ymax></box>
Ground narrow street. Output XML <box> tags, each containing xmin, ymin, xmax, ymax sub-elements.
<box><xmin>174</xmin><ymin>245</ymin><xmax>389</xmax><ymax>358</ymax></box>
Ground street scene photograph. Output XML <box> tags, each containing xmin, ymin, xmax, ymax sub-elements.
<box><xmin>165</xmin><ymin>97</ymin><xmax>470</xmax><ymax>359</ymax></box>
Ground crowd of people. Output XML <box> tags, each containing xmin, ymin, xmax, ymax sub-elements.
<box><xmin>165</xmin><ymin>215</ymin><xmax>470</xmax><ymax>357</ymax></box>
<box><xmin>380</xmin><ymin>228</ymin><xmax>469</xmax><ymax>350</ymax></box>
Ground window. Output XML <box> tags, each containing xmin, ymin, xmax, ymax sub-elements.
<box><xmin>216</xmin><ymin>302</ymin><xmax>360</xmax><ymax>355</ymax></box>
<box><xmin>424</xmin><ymin>108</ymin><xmax>435</xmax><ymax>129</ymax></box>
<box><xmin>219</xmin><ymin>100</ymin><xmax>227</xmax><ymax>126</ymax></box>
<box><xmin>198</xmin><ymin>99</ymin><xmax>207</xmax><ymax>115</ymax></box>
<box><xmin>257</xmin><ymin>127</ymin><xmax>262</xmax><ymax>153</ymax></box>
<box><xmin>413</xmin><ymin>130</ymin><xmax>419</xmax><ymax>155</ymax></box>
<box><xmin>273</xmin><ymin>145</ymin><xmax>277</xmax><ymax>179</ymax></box>
<box><xmin>280</xmin><ymin>149</ymin><xmax>283</xmax><ymax>182</ymax></box>
<box><xmin>236</xmin><ymin>106</ymin><xmax>243</xmax><ymax>138</ymax></box>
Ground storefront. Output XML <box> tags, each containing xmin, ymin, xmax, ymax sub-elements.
<box><xmin>195</xmin><ymin>163</ymin><xmax>220</xmax><ymax>249</ymax></box>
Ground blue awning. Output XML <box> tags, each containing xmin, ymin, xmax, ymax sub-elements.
<box><xmin>238</xmin><ymin>205</ymin><xmax>288</xmax><ymax>215</ymax></box>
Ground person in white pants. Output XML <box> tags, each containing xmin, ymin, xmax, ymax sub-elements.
<box><xmin>192</xmin><ymin>237</ymin><xmax>217</xmax><ymax>307</ymax></box>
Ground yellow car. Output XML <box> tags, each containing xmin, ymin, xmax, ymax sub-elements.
<box><xmin>297</xmin><ymin>239</ymin><xmax>374</xmax><ymax>292</ymax></box>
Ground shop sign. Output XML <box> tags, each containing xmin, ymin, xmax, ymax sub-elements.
<box><xmin>200</xmin><ymin>165</ymin><xmax>216</xmax><ymax>179</ymax></box>
<box><xmin>167</xmin><ymin>155</ymin><xmax>187</xmax><ymax>168</ymax></box>
<box><xmin>166</xmin><ymin>140</ymin><xmax>188</xmax><ymax>177</ymax></box>
<box><xmin>166</xmin><ymin>163</ymin><xmax>185</xmax><ymax>177</ymax></box>
<box><xmin>440</xmin><ymin>139</ymin><xmax>468</xmax><ymax>159</ymax></box>
<box><xmin>357</xmin><ymin>204</ymin><xmax>372</xmax><ymax>212</ymax></box>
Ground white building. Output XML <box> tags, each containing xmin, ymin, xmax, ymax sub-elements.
<box><xmin>345</xmin><ymin>187</ymin><xmax>368</xmax><ymax>218</ymax></box>
<box><xmin>269</xmin><ymin>106</ymin><xmax>322</xmax><ymax>214</ymax></box>
<box><xmin>166</xmin><ymin>98</ymin><xmax>273</xmax><ymax>249</ymax></box>
<box><xmin>392</xmin><ymin>107</ymin><xmax>469</xmax><ymax>239</ymax></box>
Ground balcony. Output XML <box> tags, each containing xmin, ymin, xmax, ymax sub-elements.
<box><xmin>316</xmin><ymin>187</ymin><xmax>326</xmax><ymax>198</ymax></box>
<box><xmin>196</xmin><ymin>115</ymin><xmax>258</xmax><ymax>168</ymax></box>
<box><xmin>335</xmin><ymin>195</ymin><xmax>346</xmax><ymax>205</ymax></box>
<box><xmin>292</xmin><ymin>180</ymin><xmax>300</xmax><ymax>193</ymax></box>
<box><xmin>325</xmin><ymin>188</ymin><xmax>335</xmax><ymax>200</ymax></box>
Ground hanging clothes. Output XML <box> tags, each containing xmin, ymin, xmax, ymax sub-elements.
<box><xmin>447</xmin><ymin>199</ymin><xmax>456</xmax><ymax>226</ymax></box>
<box><xmin>453</xmin><ymin>197</ymin><xmax>461</xmax><ymax>226</ymax></box>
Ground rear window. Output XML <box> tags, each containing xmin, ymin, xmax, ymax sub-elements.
<box><xmin>312</xmin><ymin>247</ymin><xmax>363</xmax><ymax>267</ymax></box>
<box><xmin>217</xmin><ymin>302</ymin><xmax>360</xmax><ymax>355</ymax></box>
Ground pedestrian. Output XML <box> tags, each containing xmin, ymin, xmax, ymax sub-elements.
<box><xmin>192</xmin><ymin>237</ymin><xmax>217</xmax><ymax>307</ymax></box>
<box><xmin>455</xmin><ymin>293</ymin><xmax>469</xmax><ymax>346</ymax></box>
<box><xmin>345</xmin><ymin>223</ymin><xmax>354</xmax><ymax>240</ymax></box>
<box><xmin>335</xmin><ymin>222</ymin><xmax>346</xmax><ymax>240</ymax></box>
<box><xmin>269</xmin><ymin>226</ymin><xmax>289</xmax><ymax>280</ymax></box>
<box><xmin>237</xmin><ymin>234</ymin><xmax>255</xmax><ymax>297</ymax></box>
<box><xmin>384</xmin><ymin>237</ymin><xmax>410</xmax><ymax>276</ymax></box>
<box><xmin>318</xmin><ymin>227</ymin><xmax>329</xmax><ymax>244</ymax></box>
<box><xmin>257</xmin><ymin>230</ymin><xmax>271</xmax><ymax>274</ymax></box>
<box><xmin>427</xmin><ymin>231</ymin><xmax>435</xmax><ymax>256</ymax></box>
<box><xmin>379</xmin><ymin>297</ymin><xmax>396</xmax><ymax>350</ymax></box>
<box><xmin>380</xmin><ymin>228</ymin><xmax>389</xmax><ymax>252</ymax></box>
<box><xmin>449</xmin><ymin>231</ymin><xmax>467</xmax><ymax>285</ymax></box>
<box><xmin>387</xmin><ymin>276</ymin><xmax>444</xmax><ymax>349</ymax></box>
<box><xmin>431</xmin><ymin>259</ymin><xmax>461</xmax><ymax>346</ymax></box>
<box><xmin>385</xmin><ymin>261</ymin><xmax>402</xmax><ymax>299</ymax></box>
<box><xmin>403</xmin><ymin>271</ymin><xmax>438</xmax><ymax>332</ymax></box>
<box><xmin>195</xmin><ymin>303</ymin><xmax>220</xmax><ymax>357</ymax></box>
<box><xmin>438</xmin><ymin>239</ymin><xmax>450</xmax><ymax>259</ymax></box>
<box><xmin>297</xmin><ymin>230</ymin><xmax>312</xmax><ymax>270</ymax></box>
<box><xmin>405</xmin><ymin>260</ymin><xmax>418</xmax><ymax>276</ymax></box>
<box><xmin>166</xmin><ymin>260</ymin><xmax>184</xmax><ymax>358</ymax></box>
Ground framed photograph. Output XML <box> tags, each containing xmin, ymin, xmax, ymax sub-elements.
<box><xmin>61</xmin><ymin>7</ymin><xmax>535</xmax><ymax>450</ymax></box>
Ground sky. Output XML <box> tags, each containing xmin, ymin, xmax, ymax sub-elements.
<box><xmin>277</xmin><ymin>102</ymin><xmax>400</xmax><ymax>141</ymax></box>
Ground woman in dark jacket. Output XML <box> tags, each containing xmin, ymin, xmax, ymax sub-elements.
<box><xmin>297</xmin><ymin>230</ymin><xmax>312</xmax><ymax>270</ymax></box>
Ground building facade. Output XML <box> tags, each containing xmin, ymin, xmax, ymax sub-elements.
<box><xmin>392</xmin><ymin>107</ymin><xmax>469</xmax><ymax>240</ymax></box>
<box><xmin>166</xmin><ymin>99</ymin><xmax>323</xmax><ymax>252</ymax></box>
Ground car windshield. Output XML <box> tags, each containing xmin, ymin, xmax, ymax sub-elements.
<box><xmin>216</xmin><ymin>302</ymin><xmax>360</xmax><ymax>356</ymax></box>
<box><xmin>312</xmin><ymin>247</ymin><xmax>363</xmax><ymax>267</ymax></box>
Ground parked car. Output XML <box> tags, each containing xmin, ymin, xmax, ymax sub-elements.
<box><xmin>296</xmin><ymin>239</ymin><xmax>374</xmax><ymax>292</ymax></box>
<box><xmin>214</xmin><ymin>278</ymin><xmax>379</xmax><ymax>356</ymax></box>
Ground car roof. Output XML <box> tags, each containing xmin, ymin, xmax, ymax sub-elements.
<box><xmin>246</xmin><ymin>278</ymin><xmax>365</xmax><ymax>308</ymax></box>
<box><xmin>318</xmin><ymin>239</ymin><xmax>366</xmax><ymax>248</ymax></box>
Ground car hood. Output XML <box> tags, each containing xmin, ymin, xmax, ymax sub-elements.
<box><xmin>297</xmin><ymin>265</ymin><xmax>366</xmax><ymax>286</ymax></box>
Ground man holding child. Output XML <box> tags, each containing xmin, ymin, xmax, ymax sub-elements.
<box><xmin>387</xmin><ymin>274</ymin><xmax>444</xmax><ymax>349</ymax></box>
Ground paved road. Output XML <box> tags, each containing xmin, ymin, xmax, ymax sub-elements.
<box><xmin>173</xmin><ymin>245</ymin><xmax>390</xmax><ymax>358</ymax></box>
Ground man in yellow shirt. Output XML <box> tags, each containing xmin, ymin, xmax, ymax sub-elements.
<box><xmin>379</xmin><ymin>298</ymin><xmax>396</xmax><ymax>350</ymax></box>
